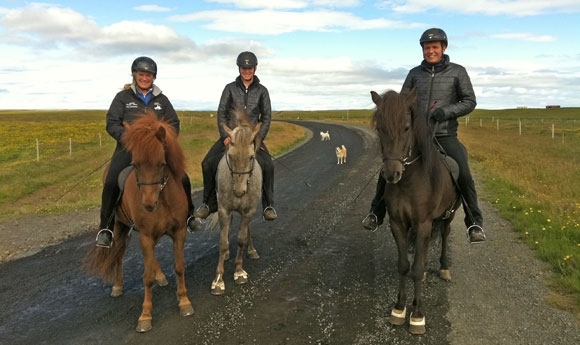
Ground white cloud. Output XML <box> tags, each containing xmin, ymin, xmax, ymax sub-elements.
<box><xmin>170</xmin><ymin>9</ymin><xmax>421</xmax><ymax>34</ymax></box>
<box><xmin>134</xmin><ymin>5</ymin><xmax>173</xmax><ymax>12</ymax></box>
<box><xmin>490</xmin><ymin>32</ymin><xmax>557</xmax><ymax>42</ymax></box>
<box><xmin>383</xmin><ymin>0</ymin><xmax>580</xmax><ymax>16</ymax></box>
<box><xmin>206</xmin><ymin>0</ymin><xmax>361</xmax><ymax>10</ymax></box>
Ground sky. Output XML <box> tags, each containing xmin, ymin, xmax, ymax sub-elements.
<box><xmin>0</xmin><ymin>0</ymin><xmax>579</xmax><ymax>111</ymax></box>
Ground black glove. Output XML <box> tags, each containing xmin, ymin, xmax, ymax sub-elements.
<box><xmin>430</xmin><ymin>108</ymin><xmax>446</xmax><ymax>122</ymax></box>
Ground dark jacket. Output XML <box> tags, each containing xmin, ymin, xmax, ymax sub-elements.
<box><xmin>401</xmin><ymin>54</ymin><xmax>476</xmax><ymax>136</ymax></box>
<box><xmin>217</xmin><ymin>75</ymin><xmax>272</xmax><ymax>141</ymax></box>
<box><xmin>106</xmin><ymin>83</ymin><xmax>179</xmax><ymax>145</ymax></box>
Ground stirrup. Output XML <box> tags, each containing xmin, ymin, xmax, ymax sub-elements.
<box><xmin>96</xmin><ymin>228</ymin><xmax>113</xmax><ymax>248</ymax></box>
<box><xmin>263</xmin><ymin>206</ymin><xmax>277</xmax><ymax>220</ymax></box>
<box><xmin>466</xmin><ymin>224</ymin><xmax>486</xmax><ymax>244</ymax></box>
<box><xmin>187</xmin><ymin>215</ymin><xmax>202</xmax><ymax>232</ymax></box>
<box><xmin>362</xmin><ymin>213</ymin><xmax>379</xmax><ymax>232</ymax></box>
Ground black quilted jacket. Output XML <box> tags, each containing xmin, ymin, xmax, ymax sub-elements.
<box><xmin>217</xmin><ymin>75</ymin><xmax>272</xmax><ymax>141</ymax></box>
<box><xmin>105</xmin><ymin>84</ymin><xmax>179</xmax><ymax>144</ymax></box>
<box><xmin>401</xmin><ymin>54</ymin><xmax>476</xmax><ymax>136</ymax></box>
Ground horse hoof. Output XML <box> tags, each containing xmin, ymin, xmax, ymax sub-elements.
<box><xmin>180</xmin><ymin>304</ymin><xmax>195</xmax><ymax>317</ymax></box>
<box><xmin>110</xmin><ymin>286</ymin><xmax>123</xmax><ymax>297</ymax></box>
<box><xmin>136</xmin><ymin>320</ymin><xmax>152</xmax><ymax>333</ymax></box>
<box><xmin>247</xmin><ymin>250</ymin><xmax>260</xmax><ymax>260</ymax></box>
<box><xmin>234</xmin><ymin>270</ymin><xmax>249</xmax><ymax>285</ymax></box>
<box><xmin>409</xmin><ymin>313</ymin><xmax>426</xmax><ymax>335</ymax></box>
<box><xmin>440</xmin><ymin>269</ymin><xmax>451</xmax><ymax>281</ymax></box>
<box><xmin>211</xmin><ymin>287</ymin><xmax>225</xmax><ymax>296</ymax></box>
<box><xmin>388</xmin><ymin>307</ymin><xmax>406</xmax><ymax>326</ymax></box>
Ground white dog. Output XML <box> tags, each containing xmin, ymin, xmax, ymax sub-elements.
<box><xmin>320</xmin><ymin>130</ymin><xmax>330</xmax><ymax>141</ymax></box>
<box><xmin>336</xmin><ymin>145</ymin><xmax>347</xmax><ymax>164</ymax></box>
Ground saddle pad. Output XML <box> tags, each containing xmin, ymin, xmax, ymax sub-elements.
<box><xmin>443</xmin><ymin>155</ymin><xmax>459</xmax><ymax>182</ymax></box>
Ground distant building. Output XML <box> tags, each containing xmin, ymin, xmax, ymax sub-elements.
<box><xmin>546</xmin><ymin>105</ymin><xmax>561</xmax><ymax>108</ymax></box>
<box><xmin>516</xmin><ymin>106</ymin><xmax>528</xmax><ymax>109</ymax></box>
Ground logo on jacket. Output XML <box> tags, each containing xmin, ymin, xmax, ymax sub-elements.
<box><xmin>153</xmin><ymin>102</ymin><xmax>162</xmax><ymax>111</ymax></box>
<box><xmin>126</xmin><ymin>102</ymin><xmax>138</xmax><ymax>109</ymax></box>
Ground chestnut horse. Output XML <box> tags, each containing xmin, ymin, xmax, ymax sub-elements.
<box><xmin>370</xmin><ymin>89</ymin><xmax>460</xmax><ymax>334</ymax></box>
<box><xmin>209</xmin><ymin>109</ymin><xmax>262</xmax><ymax>295</ymax></box>
<box><xmin>85</xmin><ymin>110</ymin><xmax>194</xmax><ymax>332</ymax></box>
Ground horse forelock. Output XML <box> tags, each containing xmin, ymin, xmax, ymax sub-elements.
<box><xmin>372</xmin><ymin>90</ymin><xmax>411</xmax><ymax>138</ymax></box>
<box><xmin>123</xmin><ymin>111</ymin><xmax>185</xmax><ymax>178</ymax></box>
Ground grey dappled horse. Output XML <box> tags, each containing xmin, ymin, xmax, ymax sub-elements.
<box><xmin>210</xmin><ymin>109</ymin><xmax>263</xmax><ymax>295</ymax></box>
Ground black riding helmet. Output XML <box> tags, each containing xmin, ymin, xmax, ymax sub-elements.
<box><xmin>236</xmin><ymin>51</ymin><xmax>258</xmax><ymax>68</ymax></box>
<box><xmin>419</xmin><ymin>28</ymin><xmax>448</xmax><ymax>48</ymax></box>
<box><xmin>131</xmin><ymin>56</ymin><xmax>157</xmax><ymax>77</ymax></box>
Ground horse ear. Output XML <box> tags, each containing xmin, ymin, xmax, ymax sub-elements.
<box><xmin>221</xmin><ymin>123</ymin><xmax>234</xmax><ymax>139</ymax></box>
<box><xmin>370</xmin><ymin>91</ymin><xmax>381</xmax><ymax>106</ymax></box>
<box><xmin>252</xmin><ymin>123</ymin><xmax>263</xmax><ymax>152</ymax></box>
<box><xmin>155</xmin><ymin>126</ymin><xmax>166</xmax><ymax>142</ymax></box>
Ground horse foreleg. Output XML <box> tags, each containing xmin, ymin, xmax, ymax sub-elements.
<box><xmin>173</xmin><ymin>229</ymin><xmax>194</xmax><ymax>317</ymax></box>
<box><xmin>388</xmin><ymin>222</ymin><xmax>410</xmax><ymax>326</ymax></box>
<box><xmin>211</xmin><ymin>211</ymin><xmax>231</xmax><ymax>295</ymax></box>
<box><xmin>111</xmin><ymin>226</ymin><xmax>127</xmax><ymax>297</ymax></box>
<box><xmin>152</xmin><ymin>258</ymin><xmax>168</xmax><ymax>287</ymax></box>
<box><xmin>234</xmin><ymin>216</ymin><xmax>251</xmax><ymax>285</ymax></box>
<box><xmin>409</xmin><ymin>226</ymin><xmax>430</xmax><ymax>335</ymax></box>
<box><xmin>136</xmin><ymin>236</ymin><xmax>156</xmax><ymax>333</ymax></box>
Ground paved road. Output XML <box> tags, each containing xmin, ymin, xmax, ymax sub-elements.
<box><xmin>1</xmin><ymin>120</ymin><xmax>578</xmax><ymax>345</ymax></box>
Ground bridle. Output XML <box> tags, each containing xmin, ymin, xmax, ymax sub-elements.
<box><xmin>381</xmin><ymin>117</ymin><xmax>421</xmax><ymax>173</ymax></box>
<box><xmin>134</xmin><ymin>164</ymin><xmax>168</xmax><ymax>192</ymax></box>
<box><xmin>225</xmin><ymin>149</ymin><xmax>256</xmax><ymax>185</ymax></box>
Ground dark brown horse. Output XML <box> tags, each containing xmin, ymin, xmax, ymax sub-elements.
<box><xmin>370</xmin><ymin>89</ymin><xmax>460</xmax><ymax>334</ymax></box>
<box><xmin>85</xmin><ymin>110</ymin><xmax>194</xmax><ymax>332</ymax></box>
<box><xmin>208</xmin><ymin>109</ymin><xmax>262</xmax><ymax>295</ymax></box>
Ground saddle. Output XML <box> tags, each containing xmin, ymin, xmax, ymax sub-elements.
<box><xmin>117</xmin><ymin>166</ymin><xmax>134</xmax><ymax>192</ymax></box>
<box><xmin>441</xmin><ymin>154</ymin><xmax>459</xmax><ymax>182</ymax></box>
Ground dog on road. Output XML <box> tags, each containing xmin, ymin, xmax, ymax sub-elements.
<box><xmin>336</xmin><ymin>145</ymin><xmax>347</xmax><ymax>164</ymax></box>
<box><xmin>320</xmin><ymin>130</ymin><xmax>330</xmax><ymax>141</ymax></box>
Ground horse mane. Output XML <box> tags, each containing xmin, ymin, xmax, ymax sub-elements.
<box><xmin>122</xmin><ymin>109</ymin><xmax>185</xmax><ymax>179</ymax></box>
<box><xmin>371</xmin><ymin>89</ymin><xmax>439</xmax><ymax>184</ymax></box>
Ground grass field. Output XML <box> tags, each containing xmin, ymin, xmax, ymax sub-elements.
<box><xmin>1</xmin><ymin>106</ymin><xmax>579</xmax><ymax>314</ymax></box>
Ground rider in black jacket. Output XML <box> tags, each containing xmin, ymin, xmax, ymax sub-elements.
<box><xmin>362</xmin><ymin>28</ymin><xmax>485</xmax><ymax>243</ymax></box>
<box><xmin>195</xmin><ymin>51</ymin><xmax>277</xmax><ymax>221</ymax></box>
<box><xmin>96</xmin><ymin>56</ymin><xmax>200</xmax><ymax>248</ymax></box>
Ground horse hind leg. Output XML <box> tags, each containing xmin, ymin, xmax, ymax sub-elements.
<box><xmin>246</xmin><ymin>227</ymin><xmax>260</xmax><ymax>260</ymax></box>
<box><xmin>439</xmin><ymin>220</ymin><xmax>452</xmax><ymax>281</ymax></box>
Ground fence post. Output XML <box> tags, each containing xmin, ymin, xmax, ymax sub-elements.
<box><xmin>36</xmin><ymin>138</ymin><xmax>39</xmax><ymax>162</ymax></box>
<box><xmin>69</xmin><ymin>138</ymin><xmax>72</xmax><ymax>155</ymax></box>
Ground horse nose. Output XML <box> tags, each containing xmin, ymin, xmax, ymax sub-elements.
<box><xmin>234</xmin><ymin>189</ymin><xmax>247</xmax><ymax>198</ymax></box>
<box><xmin>382</xmin><ymin>169</ymin><xmax>402</xmax><ymax>184</ymax></box>
<box><xmin>142</xmin><ymin>200</ymin><xmax>158</xmax><ymax>212</ymax></box>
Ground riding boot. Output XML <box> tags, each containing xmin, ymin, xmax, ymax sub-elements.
<box><xmin>182</xmin><ymin>174</ymin><xmax>201</xmax><ymax>232</ymax></box>
<box><xmin>363</xmin><ymin>173</ymin><xmax>387</xmax><ymax>230</ymax></box>
<box><xmin>257</xmin><ymin>148</ymin><xmax>276</xmax><ymax>220</ymax></box>
<box><xmin>97</xmin><ymin>181</ymin><xmax>119</xmax><ymax>248</ymax></box>
<box><xmin>196</xmin><ymin>144</ymin><xmax>222</xmax><ymax>219</ymax></box>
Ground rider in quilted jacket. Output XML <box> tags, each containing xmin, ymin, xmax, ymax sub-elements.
<box><xmin>195</xmin><ymin>51</ymin><xmax>277</xmax><ymax>221</ymax></box>
<box><xmin>362</xmin><ymin>28</ymin><xmax>485</xmax><ymax>243</ymax></box>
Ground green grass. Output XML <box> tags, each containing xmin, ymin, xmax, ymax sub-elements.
<box><xmin>1</xmin><ymin>107</ymin><xmax>580</xmax><ymax>316</ymax></box>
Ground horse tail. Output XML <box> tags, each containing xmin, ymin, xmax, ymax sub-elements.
<box><xmin>83</xmin><ymin>226</ymin><xmax>130</xmax><ymax>283</ymax></box>
<box><xmin>204</xmin><ymin>213</ymin><xmax>221</xmax><ymax>232</ymax></box>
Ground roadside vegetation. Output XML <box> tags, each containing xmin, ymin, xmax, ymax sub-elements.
<box><xmin>1</xmin><ymin>106</ymin><xmax>579</xmax><ymax>315</ymax></box>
